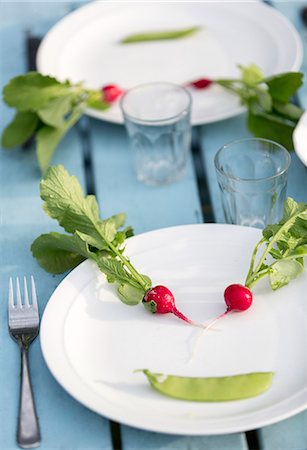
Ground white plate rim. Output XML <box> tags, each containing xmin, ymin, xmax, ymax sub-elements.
<box><xmin>293</xmin><ymin>110</ymin><xmax>307</xmax><ymax>167</ymax></box>
<box><xmin>36</xmin><ymin>1</ymin><xmax>303</xmax><ymax>126</ymax></box>
<box><xmin>40</xmin><ymin>223</ymin><xmax>307</xmax><ymax>435</ymax></box>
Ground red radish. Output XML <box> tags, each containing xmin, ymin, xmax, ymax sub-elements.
<box><xmin>224</xmin><ymin>284</ymin><xmax>253</xmax><ymax>312</ymax></box>
<box><xmin>143</xmin><ymin>285</ymin><xmax>205</xmax><ymax>329</ymax></box>
<box><xmin>188</xmin><ymin>78</ymin><xmax>213</xmax><ymax>89</ymax></box>
<box><xmin>188</xmin><ymin>283</ymin><xmax>253</xmax><ymax>361</ymax></box>
<box><xmin>203</xmin><ymin>283</ymin><xmax>253</xmax><ymax>330</ymax></box>
<box><xmin>101</xmin><ymin>84</ymin><xmax>124</xmax><ymax>103</ymax></box>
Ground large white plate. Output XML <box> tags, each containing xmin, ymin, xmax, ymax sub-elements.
<box><xmin>293</xmin><ymin>111</ymin><xmax>307</xmax><ymax>167</ymax></box>
<box><xmin>36</xmin><ymin>1</ymin><xmax>303</xmax><ymax>126</ymax></box>
<box><xmin>40</xmin><ymin>224</ymin><xmax>307</xmax><ymax>435</ymax></box>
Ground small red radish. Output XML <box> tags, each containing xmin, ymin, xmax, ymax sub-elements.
<box><xmin>188</xmin><ymin>78</ymin><xmax>213</xmax><ymax>89</ymax></box>
<box><xmin>101</xmin><ymin>84</ymin><xmax>124</xmax><ymax>103</ymax></box>
<box><xmin>143</xmin><ymin>285</ymin><xmax>205</xmax><ymax>328</ymax></box>
<box><xmin>224</xmin><ymin>284</ymin><xmax>253</xmax><ymax>312</ymax></box>
<box><xmin>203</xmin><ymin>283</ymin><xmax>253</xmax><ymax>330</ymax></box>
<box><xmin>188</xmin><ymin>283</ymin><xmax>253</xmax><ymax>361</ymax></box>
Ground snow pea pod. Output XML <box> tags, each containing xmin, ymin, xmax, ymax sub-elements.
<box><xmin>139</xmin><ymin>369</ymin><xmax>274</xmax><ymax>402</ymax></box>
<box><xmin>121</xmin><ymin>26</ymin><xmax>200</xmax><ymax>44</ymax></box>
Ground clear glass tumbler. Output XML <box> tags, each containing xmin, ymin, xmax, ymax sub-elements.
<box><xmin>214</xmin><ymin>138</ymin><xmax>291</xmax><ymax>228</ymax></box>
<box><xmin>120</xmin><ymin>82</ymin><xmax>192</xmax><ymax>185</ymax></box>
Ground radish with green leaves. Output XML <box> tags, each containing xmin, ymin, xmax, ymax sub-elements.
<box><xmin>31</xmin><ymin>166</ymin><xmax>307</xmax><ymax>329</ymax></box>
<box><xmin>198</xmin><ymin>284</ymin><xmax>253</xmax><ymax>333</ymax></box>
<box><xmin>31</xmin><ymin>166</ymin><xmax>205</xmax><ymax>328</ymax></box>
<box><xmin>143</xmin><ymin>285</ymin><xmax>206</xmax><ymax>328</ymax></box>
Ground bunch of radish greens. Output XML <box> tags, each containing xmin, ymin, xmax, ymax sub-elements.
<box><xmin>32</xmin><ymin>165</ymin><xmax>307</xmax><ymax>327</ymax></box>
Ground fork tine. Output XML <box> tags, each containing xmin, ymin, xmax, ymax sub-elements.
<box><xmin>16</xmin><ymin>277</ymin><xmax>22</xmax><ymax>308</ymax></box>
<box><xmin>31</xmin><ymin>276</ymin><xmax>38</xmax><ymax>310</ymax></box>
<box><xmin>8</xmin><ymin>277</ymin><xmax>14</xmax><ymax>308</ymax></box>
<box><xmin>24</xmin><ymin>276</ymin><xmax>30</xmax><ymax>307</ymax></box>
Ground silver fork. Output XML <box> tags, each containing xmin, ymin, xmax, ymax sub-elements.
<box><xmin>8</xmin><ymin>276</ymin><xmax>41</xmax><ymax>449</ymax></box>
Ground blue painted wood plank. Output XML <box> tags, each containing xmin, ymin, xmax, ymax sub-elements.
<box><xmin>0</xmin><ymin>23</ymin><xmax>112</xmax><ymax>450</ymax></box>
<box><xmin>89</xmin><ymin>119</ymin><xmax>248</xmax><ymax>449</ymax></box>
<box><xmin>0</xmin><ymin>1</ymin><xmax>87</xmax><ymax>30</ymax></box>
<box><xmin>260</xmin><ymin>411</ymin><xmax>307</xmax><ymax>450</ymax></box>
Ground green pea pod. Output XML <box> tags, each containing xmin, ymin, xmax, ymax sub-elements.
<box><xmin>139</xmin><ymin>369</ymin><xmax>274</xmax><ymax>402</ymax></box>
<box><xmin>121</xmin><ymin>26</ymin><xmax>200</xmax><ymax>44</ymax></box>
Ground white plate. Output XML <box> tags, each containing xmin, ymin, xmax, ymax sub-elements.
<box><xmin>40</xmin><ymin>224</ymin><xmax>307</xmax><ymax>435</ymax></box>
<box><xmin>293</xmin><ymin>111</ymin><xmax>307</xmax><ymax>167</ymax></box>
<box><xmin>36</xmin><ymin>1</ymin><xmax>303</xmax><ymax>126</ymax></box>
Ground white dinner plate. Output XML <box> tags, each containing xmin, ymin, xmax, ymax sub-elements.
<box><xmin>36</xmin><ymin>1</ymin><xmax>303</xmax><ymax>126</ymax></box>
<box><xmin>293</xmin><ymin>111</ymin><xmax>307</xmax><ymax>167</ymax></box>
<box><xmin>40</xmin><ymin>224</ymin><xmax>307</xmax><ymax>435</ymax></box>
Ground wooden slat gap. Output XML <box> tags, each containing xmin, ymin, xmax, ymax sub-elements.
<box><xmin>109</xmin><ymin>420</ymin><xmax>122</xmax><ymax>450</ymax></box>
<box><xmin>76</xmin><ymin>116</ymin><xmax>97</xmax><ymax>195</ymax></box>
<box><xmin>246</xmin><ymin>429</ymin><xmax>261</xmax><ymax>450</ymax></box>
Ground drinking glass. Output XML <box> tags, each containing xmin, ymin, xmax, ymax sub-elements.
<box><xmin>120</xmin><ymin>82</ymin><xmax>192</xmax><ymax>185</ymax></box>
<box><xmin>214</xmin><ymin>138</ymin><xmax>291</xmax><ymax>228</ymax></box>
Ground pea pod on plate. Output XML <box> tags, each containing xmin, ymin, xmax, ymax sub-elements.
<box><xmin>139</xmin><ymin>369</ymin><xmax>274</xmax><ymax>402</ymax></box>
<box><xmin>120</xmin><ymin>26</ymin><xmax>200</xmax><ymax>44</ymax></box>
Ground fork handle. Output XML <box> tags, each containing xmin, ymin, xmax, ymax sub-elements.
<box><xmin>17</xmin><ymin>345</ymin><xmax>41</xmax><ymax>448</ymax></box>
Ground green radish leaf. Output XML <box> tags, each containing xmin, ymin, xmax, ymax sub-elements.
<box><xmin>30</xmin><ymin>231</ymin><xmax>96</xmax><ymax>273</ymax></box>
<box><xmin>288</xmin><ymin>244</ymin><xmax>307</xmax><ymax>258</ymax></box>
<box><xmin>1</xmin><ymin>111</ymin><xmax>38</xmax><ymax>148</ymax></box>
<box><xmin>36</xmin><ymin>107</ymin><xmax>82</xmax><ymax>173</ymax></box>
<box><xmin>27</xmin><ymin>164</ymin><xmax>151</xmax><ymax>296</ymax></box>
<box><xmin>40</xmin><ymin>165</ymin><xmax>101</xmax><ymax>237</ymax></box>
<box><xmin>246</xmin><ymin>198</ymin><xmax>307</xmax><ymax>290</ymax></box>
<box><xmin>88</xmin><ymin>214</ymin><xmax>129</xmax><ymax>253</ymax></box>
<box><xmin>97</xmin><ymin>256</ymin><xmax>141</xmax><ymax>288</ymax></box>
<box><xmin>269</xmin><ymin>248</ymin><xmax>283</xmax><ymax>259</ymax></box>
<box><xmin>121</xmin><ymin>26</ymin><xmax>200</xmax><ymax>44</ymax></box>
<box><xmin>87</xmin><ymin>91</ymin><xmax>110</xmax><ymax>111</ymax></box>
<box><xmin>282</xmin><ymin>197</ymin><xmax>307</xmax><ymax>221</ymax></box>
<box><xmin>290</xmin><ymin>218</ymin><xmax>307</xmax><ymax>241</ymax></box>
<box><xmin>269</xmin><ymin>259</ymin><xmax>304</xmax><ymax>290</ymax></box>
<box><xmin>263</xmin><ymin>199</ymin><xmax>307</xmax><ymax>245</ymax></box>
<box><xmin>38</xmin><ymin>93</ymin><xmax>77</xmax><ymax>128</ymax></box>
<box><xmin>99</xmin><ymin>213</ymin><xmax>127</xmax><ymax>243</ymax></box>
<box><xmin>254</xmin><ymin>88</ymin><xmax>272</xmax><ymax>112</ymax></box>
<box><xmin>117</xmin><ymin>283</ymin><xmax>145</xmax><ymax>305</ymax></box>
<box><xmin>98</xmin><ymin>219</ymin><xmax>118</xmax><ymax>244</ymax></box>
<box><xmin>110</xmin><ymin>213</ymin><xmax>127</xmax><ymax>229</ymax></box>
<box><xmin>113</xmin><ymin>226</ymin><xmax>134</xmax><ymax>248</ymax></box>
<box><xmin>277</xmin><ymin>232</ymin><xmax>303</xmax><ymax>252</ymax></box>
<box><xmin>263</xmin><ymin>224</ymin><xmax>280</xmax><ymax>241</ymax></box>
<box><xmin>3</xmin><ymin>72</ymin><xmax>68</xmax><ymax>111</ymax></box>
<box><xmin>238</xmin><ymin>64</ymin><xmax>264</xmax><ymax>85</ymax></box>
<box><xmin>273</xmin><ymin>101</ymin><xmax>304</xmax><ymax>121</ymax></box>
<box><xmin>265</xmin><ymin>72</ymin><xmax>304</xmax><ymax>103</ymax></box>
<box><xmin>247</xmin><ymin>107</ymin><xmax>295</xmax><ymax>151</ymax></box>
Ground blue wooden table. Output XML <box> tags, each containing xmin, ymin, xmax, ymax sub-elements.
<box><xmin>1</xmin><ymin>2</ymin><xmax>307</xmax><ymax>449</ymax></box>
